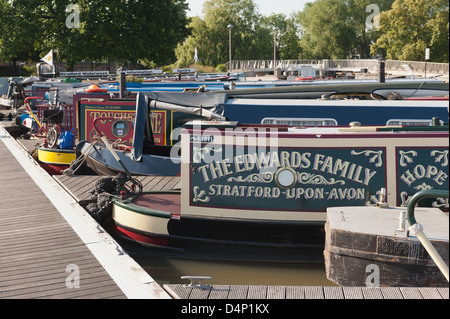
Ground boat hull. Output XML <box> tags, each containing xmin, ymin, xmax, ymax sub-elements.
<box><xmin>111</xmin><ymin>191</ymin><xmax>325</xmax><ymax>263</ymax></box>
<box><xmin>76</xmin><ymin>141</ymin><xmax>181</xmax><ymax>176</ymax></box>
<box><xmin>97</xmin><ymin>122</ymin><xmax>448</xmax><ymax>263</ymax></box>
<box><xmin>37</xmin><ymin>147</ymin><xmax>75</xmax><ymax>175</ymax></box>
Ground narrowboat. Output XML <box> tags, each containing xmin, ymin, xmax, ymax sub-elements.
<box><xmin>74</xmin><ymin>92</ymin><xmax>226</xmax><ymax>176</ymax></box>
<box><xmin>143</xmin><ymin>83</ymin><xmax>449</xmax><ymax>127</ymax></box>
<box><xmin>95</xmin><ymin>119</ymin><xmax>449</xmax><ymax>263</ymax></box>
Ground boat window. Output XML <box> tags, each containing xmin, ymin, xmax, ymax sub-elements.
<box><xmin>112</xmin><ymin>120</ymin><xmax>130</xmax><ymax>137</ymax></box>
<box><xmin>387</xmin><ymin>119</ymin><xmax>444</xmax><ymax>126</ymax></box>
<box><xmin>261</xmin><ymin>118</ymin><xmax>338</xmax><ymax>127</ymax></box>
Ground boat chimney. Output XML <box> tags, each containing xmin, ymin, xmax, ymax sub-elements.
<box><xmin>378</xmin><ymin>57</ymin><xmax>386</xmax><ymax>83</ymax></box>
<box><xmin>118</xmin><ymin>67</ymin><xmax>127</xmax><ymax>98</ymax></box>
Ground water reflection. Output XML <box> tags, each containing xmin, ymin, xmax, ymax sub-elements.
<box><xmin>132</xmin><ymin>255</ymin><xmax>336</xmax><ymax>287</ymax></box>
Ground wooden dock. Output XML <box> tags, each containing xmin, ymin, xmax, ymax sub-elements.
<box><xmin>164</xmin><ymin>284</ymin><xmax>449</xmax><ymax>300</ymax></box>
<box><xmin>0</xmin><ymin>122</ymin><xmax>170</xmax><ymax>299</ymax></box>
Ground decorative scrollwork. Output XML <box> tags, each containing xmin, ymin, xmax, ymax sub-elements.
<box><xmin>431</xmin><ymin>150</ymin><xmax>449</xmax><ymax>167</ymax></box>
<box><xmin>192</xmin><ymin>186</ymin><xmax>210</xmax><ymax>203</ymax></box>
<box><xmin>227</xmin><ymin>172</ymin><xmax>274</xmax><ymax>183</ymax></box>
<box><xmin>351</xmin><ymin>150</ymin><xmax>383</xmax><ymax>167</ymax></box>
<box><xmin>297</xmin><ymin>173</ymin><xmax>345</xmax><ymax>185</ymax></box>
<box><xmin>398</xmin><ymin>150</ymin><xmax>418</xmax><ymax>167</ymax></box>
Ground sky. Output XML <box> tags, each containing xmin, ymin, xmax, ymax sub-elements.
<box><xmin>186</xmin><ymin>0</ymin><xmax>309</xmax><ymax>17</ymax></box>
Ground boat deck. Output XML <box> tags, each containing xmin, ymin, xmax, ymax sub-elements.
<box><xmin>54</xmin><ymin>175</ymin><xmax>181</xmax><ymax>205</ymax></box>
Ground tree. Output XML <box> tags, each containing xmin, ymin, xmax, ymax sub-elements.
<box><xmin>260</xmin><ymin>14</ymin><xmax>302</xmax><ymax>60</ymax></box>
<box><xmin>0</xmin><ymin>0</ymin><xmax>42</xmax><ymax>72</ymax></box>
<box><xmin>176</xmin><ymin>0</ymin><xmax>273</xmax><ymax>67</ymax></box>
<box><xmin>297</xmin><ymin>0</ymin><xmax>357</xmax><ymax>59</ymax></box>
<box><xmin>371</xmin><ymin>0</ymin><xmax>449</xmax><ymax>62</ymax></box>
<box><xmin>0</xmin><ymin>0</ymin><xmax>190</xmax><ymax>71</ymax></box>
<box><xmin>347</xmin><ymin>0</ymin><xmax>395</xmax><ymax>58</ymax></box>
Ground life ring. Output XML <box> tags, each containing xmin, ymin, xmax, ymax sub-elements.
<box><xmin>85</xmin><ymin>84</ymin><xmax>108</xmax><ymax>93</ymax></box>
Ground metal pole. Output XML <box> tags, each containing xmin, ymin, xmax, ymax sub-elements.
<box><xmin>228</xmin><ymin>25</ymin><xmax>233</xmax><ymax>72</ymax></box>
<box><xmin>407</xmin><ymin>189</ymin><xmax>449</xmax><ymax>282</ymax></box>
<box><xmin>378</xmin><ymin>57</ymin><xmax>385</xmax><ymax>83</ymax></box>
<box><xmin>273</xmin><ymin>27</ymin><xmax>278</xmax><ymax>75</ymax></box>
<box><xmin>119</xmin><ymin>68</ymin><xmax>126</xmax><ymax>99</ymax></box>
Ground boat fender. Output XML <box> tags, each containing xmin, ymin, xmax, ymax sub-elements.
<box><xmin>85</xmin><ymin>84</ymin><xmax>108</xmax><ymax>93</ymax></box>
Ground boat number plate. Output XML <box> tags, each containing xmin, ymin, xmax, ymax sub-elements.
<box><xmin>376</xmin><ymin>236</ymin><xmax>427</xmax><ymax>260</ymax></box>
<box><xmin>190</xmin><ymin>135</ymin><xmax>214</xmax><ymax>143</ymax></box>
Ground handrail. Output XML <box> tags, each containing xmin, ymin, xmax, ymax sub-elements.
<box><xmin>406</xmin><ymin>189</ymin><xmax>449</xmax><ymax>226</ymax></box>
<box><xmin>228</xmin><ymin>59</ymin><xmax>450</xmax><ymax>75</ymax></box>
<box><xmin>407</xmin><ymin>189</ymin><xmax>449</xmax><ymax>282</ymax></box>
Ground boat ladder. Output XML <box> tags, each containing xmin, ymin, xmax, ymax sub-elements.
<box><xmin>407</xmin><ymin>189</ymin><xmax>449</xmax><ymax>282</ymax></box>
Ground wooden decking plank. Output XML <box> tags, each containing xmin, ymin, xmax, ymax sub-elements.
<box><xmin>361</xmin><ymin>288</ymin><xmax>385</xmax><ymax>299</ymax></box>
<box><xmin>400</xmin><ymin>287</ymin><xmax>425</xmax><ymax>299</ymax></box>
<box><xmin>149</xmin><ymin>176</ymin><xmax>174</xmax><ymax>191</ymax></box>
<box><xmin>209</xmin><ymin>285</ymin><xmax>231</xmax><ymax>299</ymax></box>
<box><xmin>189</xmin><ymin>286</ymin><xmax>212</xmax><ymax>299</ymax></box>
<box><xmin>418</xmin><ymin>288</ymin><xmax>444</xmax><ymax>299</ymax></box>
<box><xmin>342</xmin><ymin>287</ymin><xmax>364</xmax><ymax>299</ymax></box>
<box><xmin>0</xmin><ymin>255</ymin><xmax>97</xmax><ymax>280</ymax></box>
<box><xmin>380</xmin><ymin>287</ymin><xmax>406</xmax><ymax>299</ymax></box>
<box><xmin>323</xmin><ymin>286</ymin><xmax>345</xmax><ymax>299</ymax></box>
<box><xmin>267</xmin><ymin>286</ymin><xmax>286</xmax><ymax>299</ymax></box>
<box><xmin>0</xmin><ymin>245</ymin><xmax>89</xmax><ymax>266</ymax></box>
<box><xmin>63</xmin><ymin>176</ymin><xmax>99</xmax><ymax>198</ymax></box>
<box><xmin>143</xmin><ymin>176</ymin><xmax>165</xmax><ymax>191</ymax></box>
<box><xmin>139</xmin><ymin>176</ymin><xmax>157</xmax><ymax>189</ymax></box>
<box><xmin>0</xmin><ymin>238</ymin><xmax>83</xmax><ymax>257</ymax></box>
<box><xmin>161</xmin><ymin>176</ymin><xmax>181</xmax><ymax>190</ymax></box>
<box><xmin>1</xmin><ymin>262</ymin><xmax>109</xmax><ymax>287</ymax></box>
<box><xmin>0</xmin><ymin>268</ymin><xmax>117</xmax><ymax>298</ymax></box>
<box><xmin>285</xmin><ymin>286</ymin><xmax>305</xmax><ymax>299</ymax></box>
<box><xmin>247</xmin><ymin>285</ymin><xmax>267</xmax><ymax>299</ymax></box>
<box><xmin>227</xmin><ymin>285</ymin><xmax>249</xmax><ymax>299</ymax></box>
<box><xmin>437</xmin><ymin>288</ymin><xmax>449</xmax><ymax>299</ymax></box>
<box><xmin>0</xmin><ymin>226</ymin><xmax>77</xmax><ymax>243</ymax></box>
<box><xmin>164</xmin><ymin>284</ymin><xmax>192</xmax><ymax>299</ymax></box>
<box><xmin>303</xmin><ymin>286</ymin><xmax>324</xmax><ymax>299</ymax></box>
<box><xmin>173</xmin><ymin>179</ymin><xmax>182</xmax><ymax>190</ymax></box>
<box><xmin>1</xmin><ymin>278</ymin><xmax>121</xmax><ymax>299</ymax></box>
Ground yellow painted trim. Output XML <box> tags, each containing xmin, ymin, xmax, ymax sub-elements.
<box><xmin>37</xmin><ymin>148</ymin><xmax>76</xmax><ymax>165</ymax></box>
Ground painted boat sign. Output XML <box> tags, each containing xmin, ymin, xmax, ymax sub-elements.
<box><xmin>77</xmin><ymin>99</ymin><xmax>187</xmax><ymax>146</ymax></box>
<box><xmin>397</xmin><ymin>147</ymin><xmax>449</xmax><ymax>209</ymax></box>
<box><xmin>190</xmin><ymin>146</ymin><xmax>386</xmax><ymax>211</ymax></box>
<box><xmin>181</xmin><ymin>125</ymin><xmax>449</xmax><ymax>221</ymax></box>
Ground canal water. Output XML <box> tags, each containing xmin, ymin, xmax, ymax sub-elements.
<box><xmin>132</xmin><ymin>255</ymin><xmax>336</xmax><ymax>287</ymax></box>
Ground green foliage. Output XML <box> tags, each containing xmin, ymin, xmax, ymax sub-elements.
<box><xmin>0</xmin><ymin>0</ymin><xmax>190</xmax><ymax>69</ymax></box>
<box><xmin>215</xmin><ymin>64</ymin><xmax>227</xmax><ymax>72</ymax></box>
<box><xmin>371</xmin><ymin>0</ymin><xmax>449</xmax><ymax>62</ymax></box>
<box><xmin>1</xmin><ymin>0</ymin><xmax>448</xmax><ymax>70</ymax></box>
<box><xmin>175</xmin><ymin>0</ymin><xmax>275</xmax><ymax>67</ymax></box>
